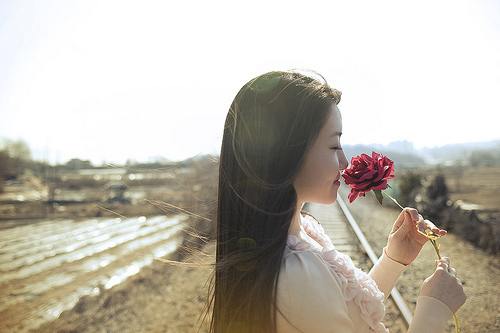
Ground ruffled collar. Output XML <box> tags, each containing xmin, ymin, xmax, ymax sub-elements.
<box><xmin>287</xmin><ymin>215</ymin><xmax>389</xmax><ymax>333</ymax></box>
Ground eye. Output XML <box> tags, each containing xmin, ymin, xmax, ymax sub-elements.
<box><xmin>330</xmin><ymin>147</ymin><xmax>343</xmax><ymax>151</ymax></box>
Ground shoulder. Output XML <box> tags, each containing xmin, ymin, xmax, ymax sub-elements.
<box><xmin>276</xmin><ymin>247</ymin><xmax>353</xmax><ymax>332</ymax></box>
<box><xmin>278</xmin><ymin>248</ymin><xmax>344</xmax><ymax>305</ymax></box>
<box><xmin>280</xmin><ymin>247</ymin><xmax>340</xmax><ymax>285</ymax></box>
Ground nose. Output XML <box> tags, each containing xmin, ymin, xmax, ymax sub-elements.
<box><xmin>339</xmin><ymin>149</ymin><xmax>349</xmax><ymax>170</ymax></box>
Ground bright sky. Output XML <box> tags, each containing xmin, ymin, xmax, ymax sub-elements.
<box><xmin>1</xmin><ymin>0</ymin><xmax>499</xmax><ymax>165</ymax></box>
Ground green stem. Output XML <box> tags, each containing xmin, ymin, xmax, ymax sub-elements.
<box><xmin>454</xmin><ymin>314</ymin><xmax>460</xmax><ymax>333</ymax></box>
<box><xmin>430</xmin><ymin>239</ymin><xmax>441</xmax><ymax>259</ymax></box>
<box><xmin>381</xmin><ymin>190</ymin><xmax>404</xmax><ymax>210</ymax></box>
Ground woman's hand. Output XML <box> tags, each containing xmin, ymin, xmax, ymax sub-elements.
<box><xmin>386</xmin><ymin>208</ymin><xmax>446</xmax><ymax>265</ymax></box>
<box><xmin>420</xmin><ymin>257</ymin><xmax>467</xmax><ymax>313</ymax></box>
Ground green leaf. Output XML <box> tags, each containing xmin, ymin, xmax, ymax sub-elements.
<box><xmin>374</xmin><ymin>190</ymin><xmax>384</xmax><ymax>205</ymax></box>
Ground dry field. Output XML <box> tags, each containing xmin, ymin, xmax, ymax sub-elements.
<box><xmin>31</xmin><ymin>186</ymin><xmax>500</xmax><ymax>333</ymax></box>
<box><xmin>1</xmin><ymin>164</ymin><xmax>498</xmax><ymax>332</ymax></box>
<box><xmin>443</xmin><ymin>166</ymin><xmax>500</xmax><ymax>220</ymax></box>
<box><xmin>0</xmin><ymin>163</ymin><xmax>217</xmax><ymax>332</ymax></box>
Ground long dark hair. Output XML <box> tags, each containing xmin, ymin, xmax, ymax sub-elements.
<box><xmin>210</xmin><ymin>71</ymin><xmax>341</xmax><ymax>332</ymax></box>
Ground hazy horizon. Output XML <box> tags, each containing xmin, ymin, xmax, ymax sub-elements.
<box><xmin>3</xmin><ymin>136</ymin><xmax>498</xmax><ymax>166</ymax></box>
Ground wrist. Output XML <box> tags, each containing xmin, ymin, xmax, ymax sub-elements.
<box><xmin>409</xmin><ymin>296</ymin><xmax>452</xmax><ymax>333</ymax></box>
<box><xmin>384</xmin><ymin>247</ymin><xmax>411</xmax><ymax>266</ymax></box>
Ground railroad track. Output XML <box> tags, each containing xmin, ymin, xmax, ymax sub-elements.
<box><xmin>0</xmin><ymin>214</ymin><xmax>187</xmax><ymax>332</ymax></box>
<box><xmin>306</xmin><ymin>197</ymin><xmax>412</xmax><ymax>333</ymax></box>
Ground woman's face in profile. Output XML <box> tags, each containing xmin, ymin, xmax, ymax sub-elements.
<box><xmin>293</xmin><ymin>104</ymin><xmax>348</xmax><ymax>205</ymax></box>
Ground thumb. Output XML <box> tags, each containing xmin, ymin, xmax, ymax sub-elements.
<box><xmin>391</xmin><ymin>209</ymin><xmax>407</xmax><ymax>233</ymax></box>
<box><xmin>392</xmin><ymin>210</ymin><xmax>413</xmax><ymax>237</ymax></box>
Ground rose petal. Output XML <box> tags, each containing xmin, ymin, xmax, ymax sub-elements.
<box><xmin>342</xmin><ymin>152</ymin><xmax>395</xmax><ymax>196</ymax></box>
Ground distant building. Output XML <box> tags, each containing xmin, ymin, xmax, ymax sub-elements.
<box><xmin>66</xmin><ymin>159</ymin><xmax>93</xmax><ymax>170</ymax></box>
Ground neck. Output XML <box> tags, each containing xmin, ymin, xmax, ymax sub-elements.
<box><xmin>289</xmin><ymin>202</ymin><xmax>304</xmax><ymax>234</ymax></box>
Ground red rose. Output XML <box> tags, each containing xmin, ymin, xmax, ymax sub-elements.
<box><xmin>342</xmin><ymin>151</ymin><xmax>395</xmax><ymax>203</ymax></box>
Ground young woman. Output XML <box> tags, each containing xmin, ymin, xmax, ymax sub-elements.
<box><xmin>210</xmin><ymin>71</ymin><xmax>466</xmax><ymax>332</ymax></box>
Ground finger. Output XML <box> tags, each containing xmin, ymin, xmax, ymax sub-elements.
<box><xmin>392</xmin><ymin>209</ymin><xmax>415</xmax><ymax>234</ymax></box>
<box><xmin>449</xmin><ymin>267</ymin><xmax>457</xmax><ymax>276</ymax></box>
<box><xmin>412</xmin><ymin>215</ymin><xmax>429</xmax><ymax>240</ymax></box>
<box><xmin>436</xmin><ymin>258</ymin><xmax>450</xmax><ymax>271</ymax></box>
<box><xmin>435</xmin><ymin>259</ymin><xmax>447</xmax><ymax>271</ymax></box>
<box><xmin>441</xmin><ymin>257</ymin><xmax>451</xmax><ymax>265</ymax></box>
<box><xmin>404</xmin><ymin>208</ymin><xmax>419</xmax><ymax>222</ymax></box>
<box><xmin>391</xmin><ymin>210</ymin><xmax>406</xmax><ymax>233</ymax></box>
<box><xmin>416</xmin><ymin>215</ymin><xmax>426</xmax><ymax>233</ymax></box>
<box><xmin>423</xmin><ymin>219</ymin><xmax>447</xmax><ymax>236</ymax></box>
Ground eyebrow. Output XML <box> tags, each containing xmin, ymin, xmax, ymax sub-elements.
<box><xmin>331</xmin><ymin>131</ymin><xmax>342</xmax><ymax>137</ymax></box>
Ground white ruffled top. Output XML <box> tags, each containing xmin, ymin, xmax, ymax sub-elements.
<box><xmin>276</xmin><ymin>214</ymin><xmax>404</xmax><ymax>333</ymax></box>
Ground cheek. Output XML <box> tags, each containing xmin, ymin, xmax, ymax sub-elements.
<box><xmin>316</xmin><ymin>155</ymin><xmax>338</xmax><ymax>176</ymax></box>
<box><xmin>294</xmin><ymin>161</ymin><xmax>320</xmax><ymax>196</ymax></box>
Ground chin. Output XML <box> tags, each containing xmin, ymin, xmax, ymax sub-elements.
<box><xmin>315</xmin><ymin>192</ymin><xmax>338</xmax><ymax>205</ymax></box>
